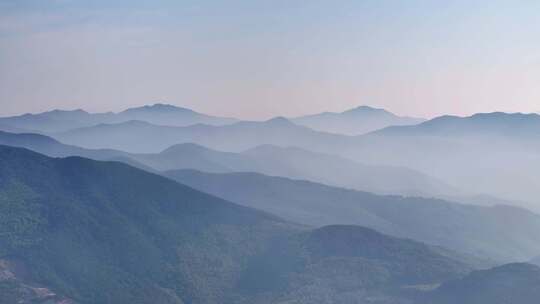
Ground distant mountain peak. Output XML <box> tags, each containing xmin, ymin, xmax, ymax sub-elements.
<box><xmin>121</xmin><ymin>103</ymin><xmax>195</xmax><ymax>114</ymax></box>
<box><xmin>342</xmin><ymin>105</ymin><xmax>390</xmax><ymax>115</ymax></box>
<box><xmin>292</xmin><ymin>105</ymin><xmax>424</xmax><ymax>135</ymax></box>
<box><xmin>265</xmin><ymin>116</ymin><xmax>296</xmax><ymax>126</ymax></box>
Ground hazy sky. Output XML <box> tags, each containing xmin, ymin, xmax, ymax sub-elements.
<box><xmin>1</xmin><ymin>0</ymin><xmax>539</xmax><ymax>119</ymax></box>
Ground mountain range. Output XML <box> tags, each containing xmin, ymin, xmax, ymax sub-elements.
<box><xmin>2</xmin><ymin>145</ymin><xmax>538</xmax><ymax>304</ymax></box>
<box><xmin>166</xmin><ymin>169</ymin><xmax>540</xmax><ymax>262</ymax></box>
<box><xmin>0</xmin><ymin>131</ymin><xmax>451</xmax><ymax>197</ymax></box>
<box><xmin>134</xmin><ymin>142</ymin><xmax>455</xmax><ymax>197</ymax></box>
<box><xmin>0</xmin><ymin>103</ymin><xmax>237</xmax><ymax>133</ymax></box>
<box><xmin>3</xmin><ymin>130</ymin><xmax>539</xmax><ymax>261</ymax></box>
<box><xmin>52</xmin><ymin>116</ymin><xmax>344</xmax><ymax>153</ymax></box>
<box><xmin>0</xmin><ymin>145</ymin><xmax>481</xmax><ymax>304</ymax></box>
<box><xmin>373</xmin><ymin>112</ymin><xmax>540</xmax><ymax>139</ymax></box>
<box><xmin>346</xmin><ymin>112</ymin><xmax>540</xmax><ymax>207</ymax></box>
<box><xmin>292</xmin><ymin>105</ymin><xmax>425</xmax><ymax>135</ymax></box>
<box><xmin>2</xmin><ymin>104</ymin><xmax>540</xmax><ymax>303</ymax></box>
<box><xmin>40</xmin><ymin>109</ymin><xmax>540</xmax><ymax>209</ymax></box>
<box><xmin>4</xmin><ymin>103</ymin><xmax>540</xmax><ymax>209</ymax></box>
<box><xmin>0</xmin><ymin>104</ymin><xmax>423</xmax><ymax>137</ymax></box>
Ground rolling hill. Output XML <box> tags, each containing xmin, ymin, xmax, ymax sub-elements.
<box><xmin>0</xmin><ymin>130</ymin><xmax>124</xmax><ymax>159</ymax></box>
<box><xmin>1</xmin><ymin>131</ymin><xmax>537</xmax><ymax>262</ymax></box>
<box><xmin>422</xmin><ymin>263</ymin><xmax>540</xmax><ymax>304</ymax></box>
<box><xmin>166</xmin><ymin>169</ymin><xmax>540</xmax><ymax>262</ymax></box>
<box><xmin>0</xmin><ymin>145</ymin><xmax>477</xmax><ymax>304</ymax></box>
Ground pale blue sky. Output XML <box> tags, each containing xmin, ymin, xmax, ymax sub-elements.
<box><xmin>1</xmin><ymin>0</ymin><xmax>539</xmax><ymax>119</ymax></box>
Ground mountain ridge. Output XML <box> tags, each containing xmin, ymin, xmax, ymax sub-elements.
<box><xmin>0</xmin><ymin>103</ymin><xmax>238</xmax><ymax>133</ymax></box>
<box><xmin>166</xmin><ymin>169</ymin><xmax>540</xmax><ymax>262</ymax></box>
<box><xmin>53</xmin><ymin>116</ymin><xmax>344</xmax><ymax>153</ymax></box>
<box><xmin>292</xmin><ymin>105</ymin><xmax>425</xmax><ymax>135</ymax></box>
<box><xmin>370</xmin><ymin>111</ymin><xmax>540</xmax><ymax>137</ymax></box>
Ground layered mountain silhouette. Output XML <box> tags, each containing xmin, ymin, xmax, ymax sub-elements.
<box><xmin>20</xmin><ymin>104</ymin><xmax>540</xmax><ymax>206</ymax></box>
<box><xmin>292</xmin><ymin>105</ymin><xmax>425</xmax><ymax>135</ymax></box>
<box><xmin>0</xmin><ymin>104</ymin><xmax>424</xmax><ymax>136</ymax></box>
<box><xmin>0</xmin><ymin>128</ymin><xmax>532</xmax><ymax>212</ymax></box>
<box><xmin>373</xmin><ymin>112</ymin><xmax>540</xmax><ymax>138</ymax></box>
<box><xmin>349</xmin><ymin>112</ymin><xmax>540</xmax><ymax>208</ymax></box>
<box><xmin>6</xmin><ymin>108</ymin><xmax>540</xmax><ymax>209</ymax></box>
<box><xmin>166</xmin><ymin>169</ymin><xmax>540</xmax><ymax>262</ymax></box>
<box><xmin>133</xmin><ymin>143</ymin><xmax>454</xmax><ymax>196</ymax></box>
<box><xmin>2</xmin><ymin>105</ymin><xmax>539</xmax><ymax>303</ymax></box>
<box><xmin>240</xmin><ymin>144</ymin><xmax>453</xmax><ymax>196</ymax></box>
<box><xmin>115</xmin><ymin>103</ymin><xmax>237</xmax><ymax>126</ymax></box>
<box><xmin>53</xmin><ymin>116</ymin><xmax>345</xmax><ymax>153</ymax></box>
<box><xmin>0</xmin><ymin>103</ymin><xmax>237</xmax><ymax>133</ymax></box>
<box><xmin>0</xmin><ymin>131</ymin><xmax>450</xmax><ymax>197</ymax></box>
<box><xmin>0</xmin><ymin>130</ymin><xmax>157</xmax><ymax>174</ymax></box>
<box><xmin>3</xmin><ymin>130</ymin><xmax>538</xmax><ymax>261</ymax></box>
<box><xmin>0</xmin><ymin>145</ymin><xmax>477</xmax><ymax>304</ymax></box>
